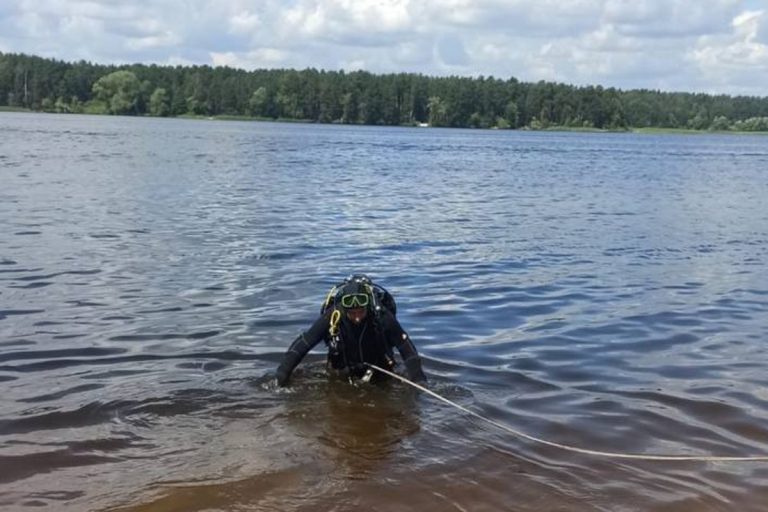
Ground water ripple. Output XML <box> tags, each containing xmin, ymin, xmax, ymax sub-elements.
<box><xmin>1</xmin><ymin>114</ymin><xmax>768</xmax><ymax>511</ymax></box>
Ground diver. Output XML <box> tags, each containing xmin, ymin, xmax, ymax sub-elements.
<box><xmin>275</xmin><ymin>274</ymin><xmax>427</xmax><ymax>386</ymax></box>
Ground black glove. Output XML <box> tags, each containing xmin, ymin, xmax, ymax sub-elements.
<box><xmin>404</xmin><ymin>356</ymin><xmax>427</xmax><ymax>383</ymax></box>
<box><xmin>275</xmin><ymin>364</ymin><xmax>290</xmax><ymax>387</ymax></box>
<box><xmin>275</xmin><ymin>349</ymin><xmax>301</xmax><ymax>387</ymax></box>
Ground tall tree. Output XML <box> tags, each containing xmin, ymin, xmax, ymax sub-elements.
<box><xmin>149</xmin><ymin>87</ymin><xmax>170</xmax><ymax>116</ymax></box>
<box><xmin>92</xmin><ymin>70</ymin><xmax>142</xmax><ymax>115</ymax></box>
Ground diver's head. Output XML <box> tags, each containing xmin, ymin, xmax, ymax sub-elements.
<box><xmin>338</xmin><ymin>279</ymin><xmax>370</xmax><ymax>324</ymax></box>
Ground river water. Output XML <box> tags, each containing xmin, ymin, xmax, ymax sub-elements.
<box><xmin>1</xmin><ymin>112</ymin><xmax>768</xmax><ymax>512</ymax></box>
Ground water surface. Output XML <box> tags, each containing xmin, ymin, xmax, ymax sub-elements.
<box><xmin>2</xmin><ymin>113</ymin><xmax>768</xmax><ymax>511</ymax></box>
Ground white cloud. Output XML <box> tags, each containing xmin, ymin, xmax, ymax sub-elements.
<box><xmin>689</xmin><ymin>9</ymin><xmax>768</xmax><ymax>93</ymax></box>
<box><xmin>604</xmin><ymin>0</ymin><xmax>741</xmax><ymax>37</ymax></box>
<box><xmin>758</xmin><ymin>11</ymin><xmax>768</xmax><ymax>44</ymax></box>
<box><xmin>125</xmin><ymin>31</ymin><xmax>181</xmax><ymax>51</ymax></box>
<box><xmin>211</xmin><ymin>48</ymin><xmax>290</xmax><ymax>69</ymax></box>
<box><xmin>436</xmin><ymin>35</ymin><xmax>469</xmax><ymax>67</ymax></box>
<box><xmin>277</xmin><ymin>0</ymin><xmax>415</xmax><ymax>47</ymax></box>
<box><xmin>0</xmin><ymin>0</ymin><xmax>767</xmax><ymax>96</ymax></box>
<box><xmin>20</xmin><ymin>0</ymin><xmax>144</xmax><ymax>22</ymax></box>
<box><xmin>392</xmin><ymin>40</ymin><xmax>434</xmax><ymax>67</ymax></box>
<box><xmin>229</xmin><ymin>10</ymin><xmax>261</xmax><ymax>34</ymax></box>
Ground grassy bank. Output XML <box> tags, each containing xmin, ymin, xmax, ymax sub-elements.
<box><xmin>176</xmin><ymin>113</ymin><xmax>313</xmax><ymax>123</ymax></box>
<box><xmin>632</xmin><ymin>127</ymin><xmax>768</xmax><ymax>136</ymax></box>
<box><xmin>5</xmin><ymin>109</ymin><xmax>768</xmax><ymax>135</ymax></box>
<box><xmin>536</xmin><ymin>125</ymin><xmax>626</xmax><ymax>133</ymax></box>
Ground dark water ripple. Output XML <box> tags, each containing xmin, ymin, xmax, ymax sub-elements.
<box><xmin>1</xmin><ymin>113</ymin><xmax>768</xmax><ymax>511</ymax></box>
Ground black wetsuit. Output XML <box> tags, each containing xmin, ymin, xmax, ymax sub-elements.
<box><xmin>275</xmin><ymin>308</ymin><xmax>426</xmax><ymax>386</ymax></box>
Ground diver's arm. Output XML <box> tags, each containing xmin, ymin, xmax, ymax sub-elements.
<box><xmin>275</xmin><ymin>313</ymin><xmax>329</xmax><ymax>386</ymax></box>
<box><xmin>385</xmin><ymin>314</ymin><xmax>427</xmax><ymax>383</ymax></box>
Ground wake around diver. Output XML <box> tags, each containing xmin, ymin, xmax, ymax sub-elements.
<box><xmin>275</xmin><ymin>274</ymin><xmax>426</xmax><ymax>386</ymax></box>
<box><xmin>274</xmin><ymin>275</ymin><xmax>768</xmax><ymax>462</ymax></box>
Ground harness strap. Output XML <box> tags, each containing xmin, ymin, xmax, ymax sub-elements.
<box><xmin>329</xmin><ymin>309</ymin><xmax>342</xmax><ymax>336</ymax></box>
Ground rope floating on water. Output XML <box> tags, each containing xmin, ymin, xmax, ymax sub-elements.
<box><xmin>365</xmin><ymin>363</ymin><xmax>768</xmax><ymax>462</ymax></box>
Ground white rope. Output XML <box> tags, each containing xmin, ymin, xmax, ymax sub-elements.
<box><xmin>366</xmin><ymin>363</ymin><xmax>768</xmax><ymax>462</ymax></box>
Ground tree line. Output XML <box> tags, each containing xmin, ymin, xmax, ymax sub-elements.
<box><xmin>2</xmin><ymin>52</ymin><xmax>768</xmax><ymax>131</ymax></box>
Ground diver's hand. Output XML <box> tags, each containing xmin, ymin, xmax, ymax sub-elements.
<box><xmin>275</xmin><ymin>365</ymin><xmax>290</xmax><ymax>387</ymax></box>
<box><xmin>404</xmin><ymin>356</ymin><xmax>427</xmax><ymax>384</ymax></box>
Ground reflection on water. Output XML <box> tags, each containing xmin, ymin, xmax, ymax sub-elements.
<box><xmin>1</xmin><ymin>113</ymin><xmax>768</xmax><ymax>511</ymax></box>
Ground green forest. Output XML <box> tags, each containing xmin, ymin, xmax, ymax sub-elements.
<box><xmin>2</xmin><ymin>52</ymin><xmax>768</xmax><ymax>131</ymax></box>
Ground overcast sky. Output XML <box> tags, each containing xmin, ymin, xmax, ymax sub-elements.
<box><xmin>2</xmin><ymin>0</ymin><xmax>767</xmax><ymax>96</ymax></box>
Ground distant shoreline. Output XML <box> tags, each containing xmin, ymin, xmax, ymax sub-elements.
<box><xmin>3</xmin><ymin>108</ymin><xmax>766</xmax><ymax>136</ymax></box>
<box><xmin>5</xmin><ymin>53</ymin><xmax>768</xmax><ymax>133</ymax></box>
